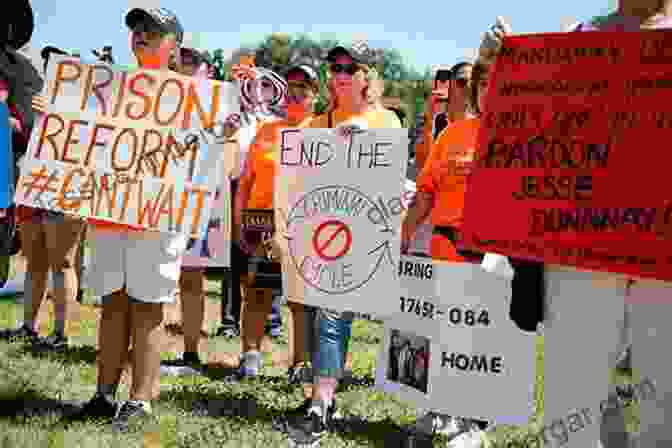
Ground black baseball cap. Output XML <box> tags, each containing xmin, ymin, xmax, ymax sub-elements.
<box><xmin>326</xmin><ymin>42</ymin><xmax>372</xmax><ymax>65</ymax></box>
<box><xmin>125</xmin><ymin>7</ymin><xmax>184</xmax><ymax>45</ymax></box>
<box><xmin>450</xmin><ymin>62</ymin><xmax>473</xmax><ymax>81</ymax></box>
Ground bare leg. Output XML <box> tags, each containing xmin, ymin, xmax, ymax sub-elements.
<box><xmin>98</xmin><ymin>290</ymin><xmax>131</xmax><ymax>391</ymax></box>
<box><xmin>20</xmin><ymin>221</ymin><xmax>49</xmax><ymax>332</ymax></box>
<box><xmin>129</xmin><ymin>300</ymin><xmax>164</xmax><ymax>401</ymax></box>
<box><xmin>179</xmin><ymin>269</ymin><xmax>205</xmax><ymax>355</ymax></box>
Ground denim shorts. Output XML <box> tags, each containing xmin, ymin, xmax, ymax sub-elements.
<box><xmin>312</xmin><ymin>308</ymin><xmax>354</xmax><ymax>378</ymax></box>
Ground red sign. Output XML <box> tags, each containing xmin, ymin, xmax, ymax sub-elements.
<box><xmin>312</xmin><ymin>219</ymin><xmax>352</xmax><ymax>261</ymax></box>
<box><xmin>462</xmin><ymin>31</ymin><xmax>672</xmax><ymax>280</ymax></box>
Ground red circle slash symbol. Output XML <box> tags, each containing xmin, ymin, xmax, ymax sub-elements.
<box><xmin>312</xmin><ymin>220</ymin><xmax>352</xmax><ymax>261</ymax></box>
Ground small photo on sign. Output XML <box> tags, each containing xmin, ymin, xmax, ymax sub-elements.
<box><xmin>387</xmin><ymin>329</ymin><xmax>430</xmax><ymax>394</ymax></box>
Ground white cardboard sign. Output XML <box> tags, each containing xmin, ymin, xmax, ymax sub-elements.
<box><xmin>375</xmin><ymin>257</ymin><xmax>537</xmax><ymax>425</ymax></box>
<box><xmin>275</xmin><ymin>128</ymin><xmax>408</xmax><ymax>315</ymax></box>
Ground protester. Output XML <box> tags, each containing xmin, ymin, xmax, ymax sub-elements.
<box><xmin>282</xmin><ymin>42</ymin><xmax>401</xmax><ymax>447</ymax></box>
<box><xmin>401</xmin><ymin>60</ymin><xmax>497</xmax><ymax>446</ymax></box>
<box><xmin>64</xmin><ymin>7</ymin><xmax>188</xmax><ymax>431</ymax></box>
<box><xmin>160</xmin><ymin>47</ymin><xmax>217</xmax><ymax>375</ymax></box>
<box><xmin>0</xmin><ymin>7</ymin><xmax>89</xmax><ymax>353</ymax></box>
<box><xmin>481</xmin><ymin>5</ymin><xmax>672</xmax><ymax>447</ymax></box>
<box><xmin>217</xmin><ymin>57</ymin><xmax>286</xmax><ymax>340</ymax></box>
<box><xmin>234</xmin><ymin>63</ymin><xmax>318</xmax><ymax>379</ymax></box>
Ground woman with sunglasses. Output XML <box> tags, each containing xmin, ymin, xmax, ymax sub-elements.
<box><xmin>234</xmin><ymin>64</ymin><xmax>319</xmax><ymax>379</ymax></box>
<box><xmin>283</xmin><ymin>43</ymin><xmax>401</xmax><ymax>448</ymax></box>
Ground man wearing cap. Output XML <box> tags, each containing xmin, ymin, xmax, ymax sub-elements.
<box><xmin>234</xmin><ymin>63</ymin><xmax>319</xmax><ymax>379</ymax></box>
<box><xmin>65</xmin><ymin>7</ymin><xmax>188</xmax><ymax>431</ymax></box>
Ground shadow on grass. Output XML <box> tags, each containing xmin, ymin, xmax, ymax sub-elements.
<box><xmin>0</xmin><ymin>387</ymin><xmax>80</xmax><ymax>420</ymax></box>
<box><xmin>160</xmin><ymin>366</ymin><xmax>414</xmax><ymax>448</ymax></box>
<box><xmin>16</xmin><ymin>343</ymin><xmax>98</xmax><ymax>365</ymax></box>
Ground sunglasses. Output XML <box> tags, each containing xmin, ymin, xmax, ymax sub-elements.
<box><xmin>330</xmin><ymin>63</ymin><xmax>359</xmax><ymax>75</ymax></box>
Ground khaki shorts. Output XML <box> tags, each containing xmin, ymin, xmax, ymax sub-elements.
<box><xmin>20</xmin><ymin>214</ymin><xmax>87</xmax><ymax>271</ymax></box>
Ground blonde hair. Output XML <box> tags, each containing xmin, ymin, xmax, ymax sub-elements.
<box><xmin>325</xmin><ymin>64</ymin><xmax>382</xmax><ymax>112</ymax></box>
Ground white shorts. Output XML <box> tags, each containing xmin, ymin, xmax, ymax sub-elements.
<box><xmin>85</xmin><ymin>226</ymin><xmax>188</xmax><ymax>303</ymax></box>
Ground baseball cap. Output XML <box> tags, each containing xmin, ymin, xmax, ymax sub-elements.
<box><xmin>450</xmin><ymin>62</ymin><xmax>473</xmax><ymax>81</ymax></box>
<box><xmin>125</xmin><ymin>7</ymin><xmax>184</xmax><ymax>45</ymax></box>
<box><xmin>326</xmin><ymin>41</ymin><xmax>374</xmax><ymax>65</ymax></box>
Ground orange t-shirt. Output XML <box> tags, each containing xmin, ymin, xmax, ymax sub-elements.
<box><xmin>241</xmin><ymin>115</ymin><xmax>314</xmax><ymax>210</ymax></box>
<box><xmin>416</xmin><ymin>117</ymin><xmax>480</xmax><ymax>260</ymax></box>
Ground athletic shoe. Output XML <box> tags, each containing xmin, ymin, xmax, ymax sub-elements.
<box><xmin>0</xmin><ymin>325</ymin><xmax>39</xmax><ymax>343</ymax></box>
<box><xmin>446</xmin><ymin>423</ymin><xmax>489</xmax><ymax>448</ymax></box>
<box><xmin>216</xmin><ymin>323</ymin><xmax>240</xmax><ymax>338</ymax></box>
<box><xmin>64</xmin><ymin>392</ymin><xmax>118</xmax><ymax>423</ymax></box>
<box><xmin>238</xmin><ymin>351</ymin><xmax>263</xmax><ymax>378</ymax></box>
<box><xmin>273</xmin><ymin>398</ymin><xmax>340</xmax><ymax>433</ymax></box>
<box><xmin>32</xmin><ymin>332</ymin><xmax>68</xmax><ymax>352</ymax></box>
<box><xmin>286</xmin><ymin>404</ymin><xmax>331</xmax><ymax>448</ymax></box>
<box><xmin>288</xmin><ymin>363</ymin><xmax>313</xmax><ymax>385</ymax></box>
<box><xmin>112</xmin><ymin>401</ymin><xmax>153</xmax><ymax>432</ymax></box>
<box><xmin>160</xmin><ymin>352</ymin><xmax>202</xmax><ymax>377</ymax></box>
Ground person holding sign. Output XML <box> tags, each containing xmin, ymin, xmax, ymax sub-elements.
<box><xmin>234</xmin><ymin>63</ymin><xmax>318</xmax><ymax>380</ymax></box>
<box><xmin>0</xmin><ymin>3</ymin><xmax>89</xmax><ymax>353</ymax></box>
<box><xmin>400</xmin><ymin>62</ymin><xmax>494</xmax><ymax>444</ymax></box>
<box><xmin>283</xmin><ymin>42</ymin><xmax>401</xmax><ymax>448</ymax></box>
<box><xmin>65</xmin><ymin>8</ymin><xmax>189</xmax><ymax>431</ymax></box>
<box><xmin>478</xmin><ymin>6</ymin><xmax>672</xmax><ymax>447</ymax></box>
<box><xmin>160</xmin><ymin>47</ymin><xmax>219</xmax><ymax>375</ymax></box>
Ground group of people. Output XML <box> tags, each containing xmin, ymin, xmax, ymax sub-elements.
<box><xmin>1</xmin><ymin>0</ymin><xmax>671</xmax><ymax>447</ymax></box>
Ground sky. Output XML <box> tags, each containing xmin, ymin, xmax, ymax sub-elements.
<box><xmin>27</xmin><ymin>0</ymin><xmax>618</xmax><ymax>76</ymax></box>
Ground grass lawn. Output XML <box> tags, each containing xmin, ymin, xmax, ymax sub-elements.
<box><xmin>0</xmin><ymin>258</ymin><xmax>639</xmax><ymax>447</ymax></box>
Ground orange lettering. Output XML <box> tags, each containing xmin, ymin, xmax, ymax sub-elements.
<box><xmin>51</xmin><ymin>60</ymin><xmax>82</xmax><ymax>105</ymax></box>
<box><xmin>112</xmin><ymin>71</ymin><xmax>128</xmax><ymax>119</ymax></box>
<box><xmin>61</xmin><ymin>119</ymin><xmax>87</xmax><ymax>164</ymax></box>
<box><xmin>152</xmin><ymin>183</ymin><xmax>175</xmax><ymax>229</ymax></box>
<box><xmin>80</xmin><ymin>64</ymin><xmax>114</xmax><ymax>115</ymax></box>
<box><xmin>56</xmin><ymin>167</ymin><xmax>87</xmax><ymax>210</ymax></box>
<box><xmin>134</xmin><ymin>129</ymin><xmax>164</xmax><ymax>177</ymax></box>
<box><xmin>136</xmin><ymin>180</ymin><xmax>164</xmax><ymax>227</ymax></box>
<box><xmin>154</xmin><ymin>78</ymin><xmax>185</xmax><ymax>126</ymax></box>
<box><xmin>110</xmin><ymin>128</ymin><xmax>138</xmax><ymax>171</ymax></box>
<box><xmin>188</xmin><ymin>187</ymin><xmax>208</xmax><ymax>236</ymax></box>
<box><xmin>125</xmin><ymin>72</ymin><xmax>156</xmax><ymax>120</ymax></box>
<box><xmin>34</xmin><ymin>113</ymin><xmax>65</xmax><ymax>159</ymax></box>
<box><xmin>181</xmin><ymin>81</ymin><xmax>220</xmax><ymax>130</ymax></box>
<box><xmin>84</xmin><ymin>123</ymin><xmax>114</xmax><ymax>167</ymax></box>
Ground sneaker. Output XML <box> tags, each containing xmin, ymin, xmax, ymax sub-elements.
<box><xmin>286</xmin><ymin>406</ymin><xmax>329</xmax><ymax>448</ymax></box>
<box><xmin>160</xmin><ymin>352</ymin><xmax>202</xmax><ymax>377</ymax></box>
<box><xmin>276</xmin><ymin>398</ymin><xmax>340</xmax><ymax>433</ymax></box>
<box><xmin>32</xmin><ymin>333</ymin><xmax>68</xmax><ymax>352</ymax></box>
<box><xmin>0</xmin><ymin>325</ymin><xmax>39</xmax><ymax>343</ymax></box>
<box><xmin>112</xmin><ymin>400</ymin><xmax>153</xmax><ymax>432</ymax></box>
<box><xmin>64</xmin><ymin>392</ymin><xmax>118</xmax><ymax>423</ymax></box>
<box><xmin>238</xmin><ymin>351</ymin><xmax>263</xmax><ymax>378</ymax></box>
<box><xmin>216</xmin><ymin>324</ymin><xmax>240</xmax><ymax>338</ymax></box>
<box><xmin>288</xmin><ymin>363</ymin><xmax>313</xmax><ymax>385</ymax></box>
<box><xmin>413</xmin><ymin>413</ymin><xmax>465</xmax><ymax>439</ymax></box>
<box><xmin>446</xmin><ymin>425</ymin><xmax>489</xmax><ymax>448</ymax></box>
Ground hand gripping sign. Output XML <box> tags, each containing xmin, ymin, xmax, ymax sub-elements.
<box><xmin>375</xmin><ymin>256</ymin><xmax>537</xmax><ymax>425</ymax></box>
<box><xmin>274</xmin><ymin>127</ymin><xmax>408</xmax><ymax>315</ymax></box>
<box><xmin>15</xmin><ymin>55</ymin><xmax>240</xmax><ymax>239</ymax></box>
